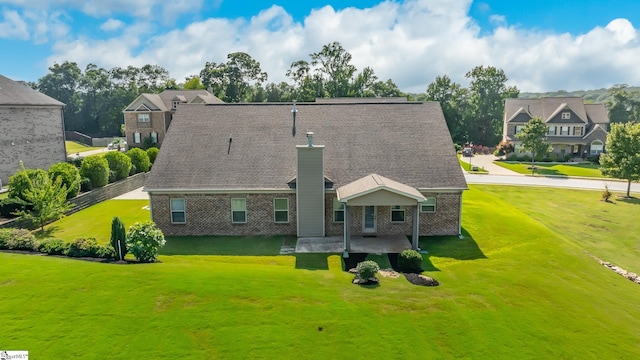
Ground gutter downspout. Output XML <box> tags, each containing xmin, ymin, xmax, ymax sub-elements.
<box><xmin>458</xmin><ymin>191</ymin><xmax>464</xmax><ymax>239</ymax></box>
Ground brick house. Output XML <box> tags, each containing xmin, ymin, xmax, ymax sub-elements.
<box><xmin>144</xmin><ymin>101</ymin><xmax>467</xmax><ymax>251</ymax></box>
<box><xmin>0</xmin><ymin>75</ymin><xmax>66</xmax><ymax>184</ymax></box>
<box><xmin>503</xmin><ymin>97</ymin><xmax>609</xmax><ymax>159</ymax></box>
<box><xmin>123</xmin><ymin>90</ymin><xmax>224</xmax><ymax>148</ymax></box>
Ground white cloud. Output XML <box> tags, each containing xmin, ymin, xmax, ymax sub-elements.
<box><xmin>0</xmin><ymin>0</ymin><xmax>205</xmax><ymax>18</ymax></box>
<box><xmin>0</xmin><ymin>9</ymin><xmax>28</xmax><ymax>40</ymax></box>
<box><xmin>101</xmin><ymin>18</ymin><xmax>124</xmax><ymax>32</ymax></box>
<box><xmin>43</xmin><ymin>0</ymin><xmax>640</xmax><ymax>92</ymax></box>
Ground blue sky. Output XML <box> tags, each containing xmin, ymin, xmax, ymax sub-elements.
<box><xmin>1</xmin><ymin>0</ymin><xmax>639</xmax><ymax>92</ymax></box>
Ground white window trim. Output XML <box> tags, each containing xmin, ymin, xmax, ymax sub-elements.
<box><xmin>170</xmin><ymin>198</ymin><xmax>186</xmax><ymax>224</ymax></box>
<box><xmin>547</xmin><ymin>126</ymin><xmax>556</xmax><ymax>135</ymax></box>
<box><xmin>138</xmin><ymin>113</ymin><xmax>150</xmax><ymax>122</ymax></box>
<box><xmin>590</xmin><ymin>140</ymin><xmax>604</xmax><ymax>155</ymax></box>
<box><xmin>560</xmin><ymin>126</ymin><xmax>570</xmax><ymax>136</ymax></box>
<box><xmin>134</xmin><ymin>132</ymin><xmax>141</xmax><ymax>144</ymax></box>
<box><xmin>561</xmin><ymin>112</ymin><xmax>571</xmax><ymax>119</ymax></box>
<box><xmin>420</xmin><ymin>198</ymin><xmax>437</xmax><ymax>213</ymax></box>
<box><xmin>231</xmin><ymin>198</ymin><xmax>247</xmax><ymax>224</ymax></box>
<box><xmin>151</xmin><ymin>131</ymin><xmax>158</xmax><ymax>143</ymax></box>
<box><xmin>390</xmin><ymin>206</ymin><xmax>405</xmax><ymax>223</ymax></box>
<box><xmin>273</xmin><ymin>198</ymin><xmax>289</xmax><ymax>223</ymax></box>
<box><xmin>333</xmin><ymin>199</ymin><xmax>345</xmax><ymax>223</ymax></box>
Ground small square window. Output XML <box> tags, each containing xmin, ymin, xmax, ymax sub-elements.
<box><xmin>333</xmin><ymin>199</ymin><xmax>345</xmax><ymax>222</ymax></box>
<box><xmin>231</xmin><ymin>198</ymin><xmax>246</xmax><ymax>223</ymax></box>
<box><xmin>420</xmin><ymin>198</ymin><xmax>436</xmax><ymax>213</ymax></box>
<box><xmin>170</xmin><ymin>198</ymin><xmax>185</xmax><ymax>224</ymax></box>
<box><xmin>274</xmin><ymin>198</ymin><xmax>289</xmax><ymax>223</ymax></box>
<box><xmin>561</xmin><ymin>112</ymin><xmax>571</xmax><ymax>120</ymax></box>
<box><xmin>138</xmin><ymin>113</ymin><xmax>150</xmax><ymax>122</ymax></box>
<box><xmin>391</xmin><ymin>206</ymin><xmax>405</xmax><ymax>222</ymax></box>
<box><xmin>172</xmin><ymin>101</ymin><xmax>180</xmax><ymax>109</ymax></box>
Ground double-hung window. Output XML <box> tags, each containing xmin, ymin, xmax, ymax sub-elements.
<box><xmin>170</xmin><ymin>199</ymin><xmax>186</xmax><ymax>224</ymax></box>
<box><xmin>547</xmin><ymin>126</ymin><xmax>556</xmax><ymax>135</ymax></box>
<box><xmin>274</xmin><ymin>198</ymin><xmax>289</xmax><ymax>223</ymax></box>
<box><xmin>231</xmin><ymin>198</ymin><xmax>247</xmax><ymax>223</ymax></box>
<box><xmin>333</xmin><ymin>199</ymin><xmax>345</xmax><ymax>222</ymax></box>
<box><xmin>391</xmin><ymin>206</ymin><xmax>405</xmax><ymax>222</ymax></box>
<box><xmin>560</xmin><ymin>126</ymin><xmax>570</xmax><ymax>136</ymax></box>
<box><xmin>134</xmin><ymin>132</ymin><xmax>141</xmax><ymax>144</ymax></box>
<box><xmin>420</xmin><ymin>198</ymin><xmax>437</xmax><ymax>213</ymax></box>
<box><xmin>138</xmin><ymin>113</ymin><xmax>150</xmax><ymax>123</ymax></box>
<box><xmin>151</xmin><ymin>131</ymin><xmax>158</xmax><ymax>143</ymax></box>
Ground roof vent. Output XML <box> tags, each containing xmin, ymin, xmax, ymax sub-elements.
<box><xmin>306</xmin><ymin>132</ymin><xmax>314</xmax><ymax>147</ymax></box>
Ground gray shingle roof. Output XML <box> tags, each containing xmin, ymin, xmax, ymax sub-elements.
<box><xmin>125</xmin><ymin>90</ymin><xmax>224</xmax><ymax>112</ymax></box>
<box><xmin>505</xmin><ymin>97</ymin><xmax>607</xmax><ymax>124</ymax></box>
<box><xmin>0</xmin><ymin>75</ymin><xmax>64</xmax><ymax>106</ymax></box>
<box><xmin>145</xmin><ymin>101</ymin><xmax>467</xmax><ymax>191</ymax></box>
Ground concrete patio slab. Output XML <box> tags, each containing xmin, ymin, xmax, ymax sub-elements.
<box><xmin>295</xmin><ymin>235</ymin><xmax>411</xmax><ymax>254</ymax></box>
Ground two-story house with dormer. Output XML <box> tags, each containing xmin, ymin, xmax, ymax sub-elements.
<box><xmin>503</xmin><ymin>97</ymin><xmax>609</xmax><ymax>160</ymax></box>
<box><xmin>123</xmin><ymin>90</ymin><xmax>224</xmax><ymax>148</ymax></box>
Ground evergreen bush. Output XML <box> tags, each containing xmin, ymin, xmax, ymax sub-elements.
<box><xmin>398</xmin><ymin>249</ymin><xmax>423</xmax><ymax>273</ymax></box>
<box><xmin>48</xmin><ymin>162</ymin><xmax>81</xmax><ymax>198</ymax></box>
<box><xmin>37</xmin><ymin>238</ymin><xmax>70</xmax><ymax>255</ymax></box>
<box><xmin>356</xmin><ymin>260</ymin><xmax>380</xmax><ymax>280</ymax></box>
<box><xmin>110</xmin><ymin>217</ymin><xmax>127</xmax><ymax>260</ymax></box>
<box><xmin>146</xmin><ymin>147</ymin><xmax>159</xmax><ymax>164</ymax></box>
<box><xmin>103</xmin><ymin>151</ymin><xmax>132</xmax><ymax>180</ymax></box>
<box><xmin>126</xmin><ymin>148</ymin><xmax>151</xmax><ymax>173</ymax></box>
<box><xmin>79</xmin><ymin>156</ymin><xmax>109</xmax><ymax>188</ymax></box>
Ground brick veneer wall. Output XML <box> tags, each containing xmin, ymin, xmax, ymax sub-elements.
<box><xmin>151</xmin><ymin>193</ymin><xmax>297</xmax><ymax>236</ymax></box>
<box><xmin>152</xmin><ymin>191</ymin><xmax>462</xmax><ymax>237</ymax></box>
<box><xmin>124</xmin><ymin>111</ymin><xmax>166</xmax><ymax>148</ymax></box>
<box><xmin>0</xmin><ymin>106</ymin><xmax>66</xmax><ymax>184</ymax></box>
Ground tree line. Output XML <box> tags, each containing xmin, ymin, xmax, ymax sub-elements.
<box><xmin>32</xmin><ymin>41</ymin><xmax>640</xmax><ymax>147</ymax></box>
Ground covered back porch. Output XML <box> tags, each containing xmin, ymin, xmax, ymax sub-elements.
<box><xmin>295</xmin><ymin>235</ymin><xmax>411</xmax><ymax>254</ymax></box>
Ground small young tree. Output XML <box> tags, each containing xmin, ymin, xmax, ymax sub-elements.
<box><xmin>126</xmin><ymin>148</ymin><xmax>151</xmax><ymax>173</ymax></box>
<box><xmin>110</xmin><ymin>217</ymin><xmax>128</xmax><ymax>260</ymax></box>
<box><xmin>126</xmin><ymin>221</ymin><xmax>166</xmax><ymax>262</ymax></box>
<box><xmin>146</xmin><ymin>147</ymin><xmax>159</xmax><ymax>165</ymax></box>
<box><xmin>13</xmin><ymin>166</ymin><xmax>74</xmax><ymax>231</ymax></box>
<box><xmin>517</xmin><ymin>117</ymin><xmax>552</xmax><ymax>175</ymax></box>
<box><xmin>600</xmin><ymin>122</ymin><xmax>640</xmax><ymax>197</ymax></box>
<box><xmin>8</xmin><ymin>167</ymin><xmax>47</xmax><ymax>202</ymax></box>
<box><xmin>103</xmin><ymin>151</ymin><xmax>132</xmax><ymax>180</ymax></box>
<box><xmin>79</xmin><ymin>156</ymin><xmax>110</xmax><ymax>188</ymax></box>
<box><xmin>48</xmin><ymin>162</ymin><xmax>81</xmax><ymax>198</ymax></box>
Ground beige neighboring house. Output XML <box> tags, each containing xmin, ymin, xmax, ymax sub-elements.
<box><xmin>0</xmin><ymin>75</ymin><xmax>66</xmax><ymax>184</ymax></box>
<box><xmin>123</xmin><ymin>90</ymin><xmax>224</xmax><ymax>148</ymax></box>
<box><xmin>503</xmin><ymin>97</ymin><xmax>609</xmax><ymax>159</ymax></box>
<box><xmin>144</xmin><ymin>100</ymin><xmax>468</xmax><ymax>251</ymax></box>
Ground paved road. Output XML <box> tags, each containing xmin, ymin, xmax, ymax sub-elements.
<box><xmin>459</xmin><ymin>154</ymin><xmax>521</xmax><ymax>175</ymax></box>
<box><xmin>465</xmin><ymin>173</ymin><xmax>640</xmax><ymax>194</ymax></box>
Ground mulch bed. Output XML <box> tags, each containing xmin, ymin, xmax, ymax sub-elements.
<box><xmin>0</xmin><ymin>249</ymin><xmax>156</xmax><ymax>264</ymax></box>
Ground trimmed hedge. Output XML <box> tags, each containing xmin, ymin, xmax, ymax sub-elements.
<box><xmin>49</xmin><ymin>162</ymin><xmax>81</xmax><ymax>199</ymax></box>
<box><xmin>67</xmin><ymin>238</ymin><xmax>115</xmax><ymax>258</ymax></box>
<box><xmin>37</xmin><ymin>238</ymin><xmax>70</xmax><ymax>255</ymax></box>
<box><xmin>80</xmin><ymin>156</ymin><xmax>110</xmax><ymax>188</ymax></box>
<box><xmin>104</xmin><ymin>151</ymin><xmax>132</xmax><ymax>180</ymax></box>
<box><xmin>398</xmin><ymin>249</ymin><xmax>423</xmax><ymax>273</ymax></box>
<box><xmin>126</xmin><ymin>148</ymin><xmax>151</xmax><ymax>173</ymax></box>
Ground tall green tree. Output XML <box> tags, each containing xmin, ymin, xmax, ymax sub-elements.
<box><xmin>286</xmin><ymin>60</ymin><xmax>321</xmax><ymax>101</ymax></box>
<box><xmin>199</xmin><ymin>52</ymin><xmax>267</xmax><ymax>102</ymax></box>
<box><xmin>605</xmin><ymin>84</ymin><xmax>640</xmax><ymax>124</ymax></box>
<box><xmin>425</xmin><ymin>75</ymin><xmax>469</xmax><ymax>144</ymax></box>
<box><xmin>310</xmin><ymin>41</ymin><xmax>357</xmax><ymax>98</ymax></box>
<box><xmin>466</xmin><ymin>66</ymin><xmax>519</xmax><ymax>146</ymax></box>
<box><xmin>37</xmin><ymin>61</ymin><xmax>83</xmax><ymax>131</ymax></box>
<box><xmin>184</xmin><ymin>75</ymin><xmax>205</xmax><ymax>90</ymax></box>
<box><xmin>516</xmin><ymin>117</ymin><xmax>551</xmax><ymax>175</ymax></box>
<box><xmin>600</xmin><ymin>122</ymin><xmax>640</xmax><ymax>197</ymax></box>
<box><xmin>12</xmin><ymin>165</ymin><xmax>74</xmax><ymax>231</ymax></box>
<box><xmin>110</xmin><ymin>217</ymin><xmax>128</xmax><ymax>260</ymax></box>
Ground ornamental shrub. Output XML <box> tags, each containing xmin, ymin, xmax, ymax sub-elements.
<box><xmin>67</xmin><ymin>238</ymin><xmax>100</xmax><ymax>257</ymax></box>
<box><xmin>146</xmin><ymin>147</ymin><xmax>159</xmax><ymax>164</ymax></box>
<box><xmin>356</xmin><ymin>260</ymin><xmax>380</xmax><ymax>280</ymax></box>
<box><xmin>108</xmin><ymin>170</ymin><xmax>117</xmax><ymax>184</ymax></box>
<box><xmin>0</xmin><ymin>228</ymin><xmax>36</xmax><ymax>251</ymax></box>
<box><xmin>103</xmin><ymin>151</ymin><xmax>132</xmax><ymax>180</ymax></box>
<box><xmin>0</xmin><ymin>197</ymin><xmax>29</xmax><ymax>218</ymax></box>
<box><xmin>37</xmin><ymin>238</ymin><xmax>70</xmax><ymax>255</ymax></box>
<box><xmin>8</xmin><ymin>168</ymin><xmax>47</xmax><ymax>202</ymax></box>
<box><xmin>110</xmin><ymin>217</ymin><xmax>127</xmax><ymax>260</ymax></box>
<box><xmin>48</xmin><ymin>162</ymin><xmax>81</xmax><ymax>198</ymax></box>
<box><xmin>129</xmin><ymin>164</ymin><xmax>137</xmax><ymax>176</ymax></box>
<box><xmin>126</xmin><ymin>221</ymin><xmax>165</xmax><ymax>262</ymax></box>
<box><xmin>126</xmin><ymin>148</ymin><xmax>151</xmax><ymax>173</ymax></box>
<box><xmin>79</xmin><ymin>156</ymin><xmax>109</xmax><ymax>188</ymax></box>
<box><xmin>398</xmin><ymin>249</ymin><xmax>423</xmax><ymax>273</ymax></box>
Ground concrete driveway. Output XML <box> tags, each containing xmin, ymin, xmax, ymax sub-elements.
<box><xmin>460</xmin><ymin>154</ymin><xmax>521</xmax><ymax>175</ymax></box>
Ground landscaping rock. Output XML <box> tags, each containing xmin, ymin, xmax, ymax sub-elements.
<box><xmin>378</xmin><ymin>269</ymin><xmax>401</xmax><ymax>278</ymax></box>
<box><xmin>404</xmin><ymin>273</ymin><xmax>439</xmax><ymax>287</ymax></box>
<box><xmin>352</xmin><ymin>276</ymin><xmax>379</xmax><ymax>285</ymax></box>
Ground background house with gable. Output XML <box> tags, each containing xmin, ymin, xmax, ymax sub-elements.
<box><xmin>123</xmin><ymin>89</ymin><xmax>224</xmax><ymax>148</ymax></box>
<box><xmin>144</xmin><ymin>100</ymin><xmax>467</xmax><ymax>251</ymax></box>
<box><xmin>0</xmin><ymin>75</ymin><xmax>66</xmax><ymax>184</ymax></box>
<box><xmin>503</xmin><ymin>97</ymin><xmax>609</xmax><ymax>159</ymax></box>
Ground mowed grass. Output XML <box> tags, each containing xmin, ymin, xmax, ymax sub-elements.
<box><xmin>1</xmin><ymin>187</ymin><xmax>640</xmax><ymax>358</ymax></box>
<box><xmin>65</xmin><ymin>141</ymin><xmax>104</xmax><ymax>155</ymax></box>
<box><xmin>39</xmin><ymin>200</ymin><xmax>151</xmax><ymax>243</ymax></box>
<box><xmin>457</xmin><ymin>154</ymin><xmax>489</xmax><ymax>173</ymax></box>
<box><xmin>494</xmin><ymin>161</ymin><xmax>604</xmax><ymax>177</ymax></box>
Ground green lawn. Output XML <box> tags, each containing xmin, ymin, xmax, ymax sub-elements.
<box><xmin>39</xmin><ymin>200</ymin><xmax>151</xmax><ymax>242</ymax></box>
<box><xmin>1</xmin><ymin>186</ymin><xmax>640</xmax><ymax>358</ymax></box>
<box><xmin>494</xmin><ymin>161</ymin><xmax>604</xmax><ymax>177</ymax></box>
<box><xmin>65</xmin><ymin>141</ymin><xmax>104</xmax><ymax>155</ymax></box>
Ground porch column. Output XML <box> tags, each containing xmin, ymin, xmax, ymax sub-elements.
<box><xmin>343</xmin><ymin>203</ymin><xmax>350</xmax><ymax>252</ymax></box>
<box><xmin>412</xmin><ymin>204</ymin><xmax>419</xmax><ymax>250</ymax></box>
